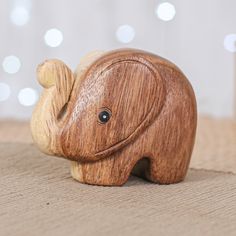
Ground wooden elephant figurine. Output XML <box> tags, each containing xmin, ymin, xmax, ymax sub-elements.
<box><xmin>31</xmin><ymin>49</ymin><xmax>197</xmax><ymax>186</ymax></box>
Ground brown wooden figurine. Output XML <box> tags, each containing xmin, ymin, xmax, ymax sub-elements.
<box><xmin>31</xmin><ymin>49</ymin><xmax>197</xmax><ymax>186</ymax></box>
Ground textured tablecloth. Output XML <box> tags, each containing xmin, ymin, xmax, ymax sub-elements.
<box><xmin>0</xmin><ymin>117</ymin><xmax>236</xmax><ymax>236</ymax></box>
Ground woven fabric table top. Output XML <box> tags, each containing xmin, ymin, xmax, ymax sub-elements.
<box><xmin>0</xmin><ymin>117</ymin><xmax>236</xmax><ymax>236</ymax></box>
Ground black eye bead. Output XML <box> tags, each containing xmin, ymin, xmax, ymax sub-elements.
<box><xmin>98</xmin><ymin>110</ymin><xmax>111</xmax><ymax>124</ymax></box>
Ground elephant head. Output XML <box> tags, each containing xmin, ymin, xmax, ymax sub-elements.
<box><xmin>31</xmin><ymin>49</ymin><xmax>197</xmax><ymax>186</ymax></box>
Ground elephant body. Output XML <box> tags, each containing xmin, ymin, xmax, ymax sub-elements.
<box><xmin>31</xmin><ymin>49</ymin><xmax>197</xmax><ymax>186</ymax></box>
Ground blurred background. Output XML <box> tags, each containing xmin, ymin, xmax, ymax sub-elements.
<box><xmin>0</xmin><ymin>0</ymin><xmax>235</xmax><ymax>120</ymax></box>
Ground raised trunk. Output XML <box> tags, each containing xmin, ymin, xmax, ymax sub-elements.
<box><xmin>31</xmin><ymin>60</ymin><xmax>75</xmax><ymax>155</ymax></box>
<box><xmin>31</xmin><ymin>52</ymin><xmax>105</xmax><ymax>157</ymax></box>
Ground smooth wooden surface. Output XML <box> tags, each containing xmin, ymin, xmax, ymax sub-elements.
<box><xmin>1</xmin><ymin>143</ymin><xmax>236</xmax><ymax>236</ymax></box>
<box><xmin>31</xmin><ymin>49</ymin><xmax>197</xmax><ymax>186</ymax></box>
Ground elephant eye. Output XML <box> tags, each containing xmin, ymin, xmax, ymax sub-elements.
<box><xmin>98</xmin><ymin>109</ymin><xmax>111</xmax><ymax>124</ymax></box>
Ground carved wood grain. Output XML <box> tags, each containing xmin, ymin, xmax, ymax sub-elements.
<box><xmin>31</xmin><ymin>49</ymin><xmax>197</xmax><ymax>186</ymax></box>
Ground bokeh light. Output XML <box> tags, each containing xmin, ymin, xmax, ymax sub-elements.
<box><xmin>44</xmin><ymin>28</ymin><xmax>64</xmax><ymax>47</ymax></box>
<box><xmin>224</xmin><ymin>34</ymin><xmax>236</xmax><ymax>52</ymax></box>
<box><xmin>10</xmin><ymin>6</ymin><xmax>29</xmax><ymax>26</ymax></box>
<box><xmin>0</xmin><ymin>83</ymin><xmax>11</xmax><ymax>102</ymax></box>
<box><xmin>156</xmin><ymin>2</ymin><xmax>176</xmax><ymax>21</ymax></box>
<box><xmin>2</xmin><ymin>55</ymin><xmax>21</xmax><ymax>74</ymax></box>
<box><xmin>116</xmin><ymin>25</ymin><xmax>135</xmax><ymax>43</ymax></box>
<box><xmin>18</xmin><ymin>88</ymin><xmax>38</xmax><ymax>106</ymax></box>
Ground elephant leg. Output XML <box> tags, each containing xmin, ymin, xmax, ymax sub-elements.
<box><xmin>145</xmin><ymin>154</ymin><xmax>190</xmax><ymax>184</ymax></box>
<box><xmin>70</xmin><ymin>149</ymin><xmax>140</xmax><ymax>186</ymax></box>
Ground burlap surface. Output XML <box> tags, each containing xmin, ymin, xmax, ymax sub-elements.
<box><xmin>0</xmin><ymin>120</ymin><xmax>32</xmax><ymax>143</ymax></box>
<box><xmin>0</xmin><ymin>143</ymin><xmax>236</xmax><ymax>236</ymax></box>
<box><xmin>0</xmin><ymin>118</ymin><xmax>236</xmax><ymax>235</ymax></box>
<box><xmin>191</xmin><ymin>117</ymin><xmax>236</xmax><ymax>173</ymax></box>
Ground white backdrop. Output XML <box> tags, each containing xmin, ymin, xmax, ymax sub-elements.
<box><xmin>0</xmin><ymin>0</ymin><xmax>235</xmax><ymax>119</ymax></box>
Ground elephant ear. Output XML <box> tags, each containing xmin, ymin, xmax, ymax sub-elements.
<box><xmin>83</xmin><ymin>49</ymin><xmax>166</xmax><ymax>158</ymax></box>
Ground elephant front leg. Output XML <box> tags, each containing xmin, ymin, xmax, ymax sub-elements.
<box><xmin>70</xmin><ymin>150</ymin><xmax>139</xmax><ymax>186</ymax></box>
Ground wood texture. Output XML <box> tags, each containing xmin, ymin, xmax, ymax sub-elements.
<box><xmin>31</xmin><ymin>49</ymin><xmax>197</xmax><ymax>186</ymax></box>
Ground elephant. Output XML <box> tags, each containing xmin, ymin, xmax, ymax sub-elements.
<box><xmin>31</xmin><ymin>49</ymin><xmax>197</xmax><ymax>186</ymax></box>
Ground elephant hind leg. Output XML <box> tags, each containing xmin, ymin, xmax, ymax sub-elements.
<box><xmin>146</xmin><ymin>157</ymin><xmax>190</xmax><ymax>184</ymax></box>
<box><xmin>132</xmin><ymin>155</ymin><xmax>189</xmax><ymax>184</ymax></box>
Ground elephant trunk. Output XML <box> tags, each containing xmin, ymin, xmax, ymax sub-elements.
<box><xmin>31</xmin><ymin>59</ymin><xmax>75</xmax><ymax>156</ymax></box>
